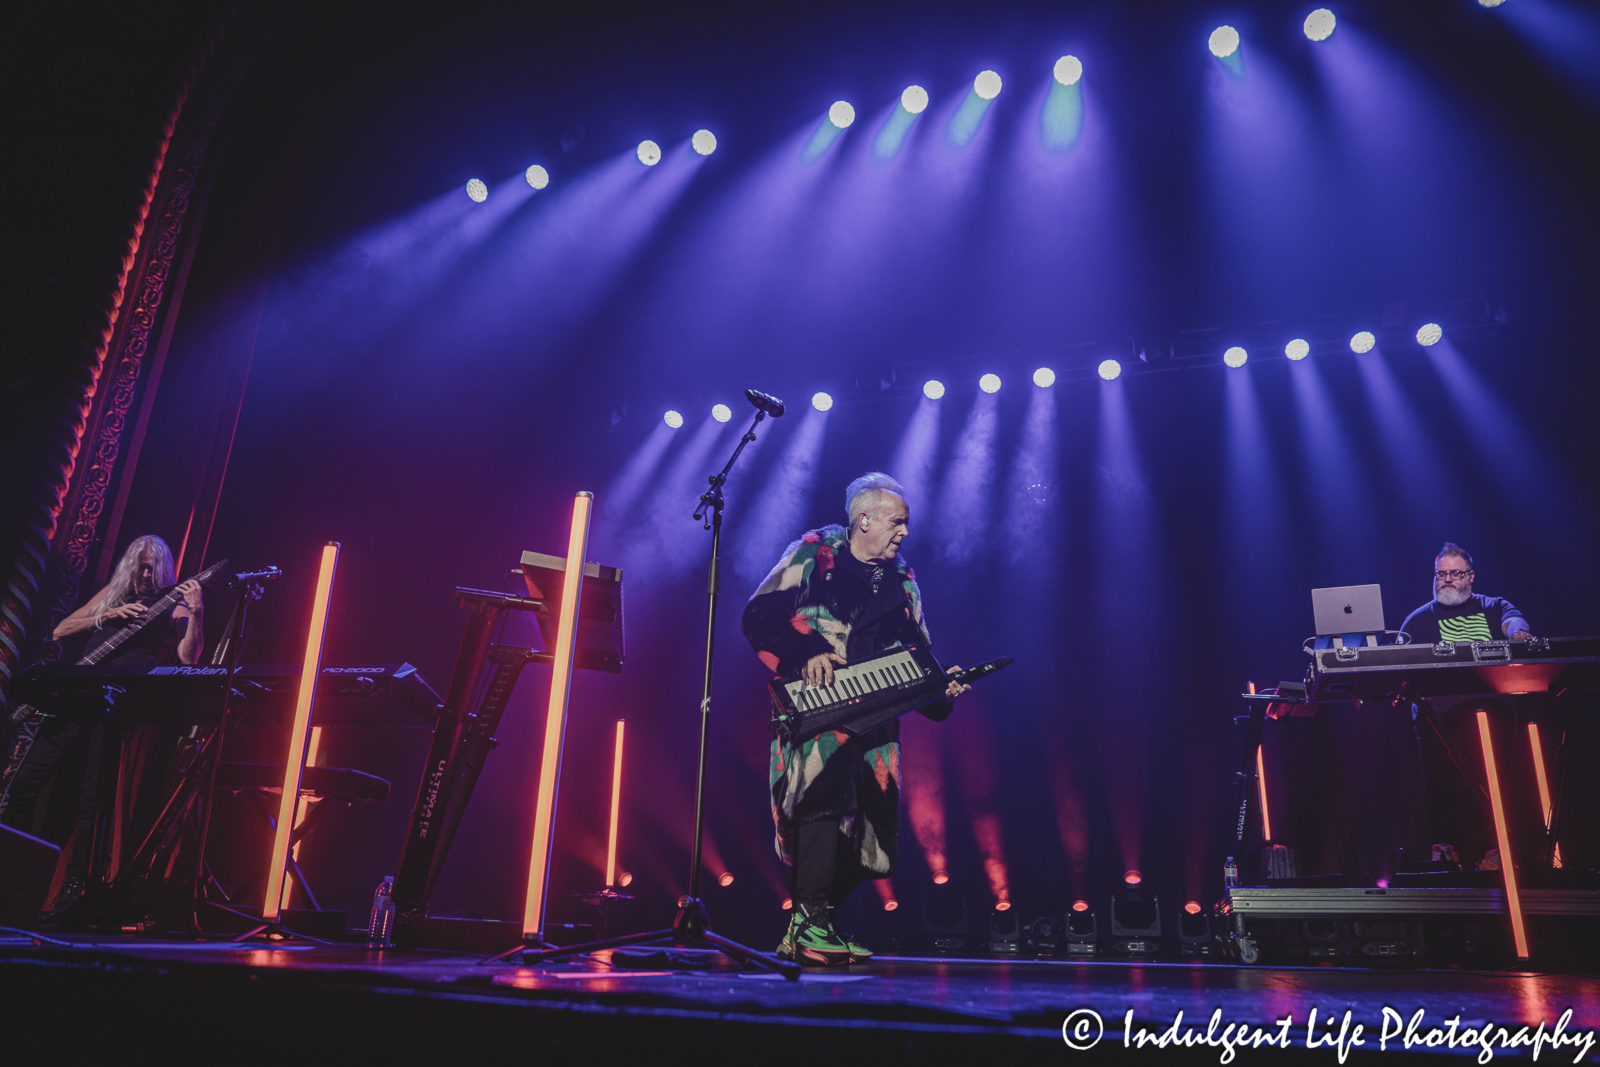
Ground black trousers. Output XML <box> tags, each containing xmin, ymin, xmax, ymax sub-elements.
<box><xmin>1</xmin><ymin>692</ymin><xmax>118</xmax><ymax>876</ymax></box>
<box><xmin>791</xmin><ymin>818</ymin><xmax>863</xmax><ymax>911</ymax></box>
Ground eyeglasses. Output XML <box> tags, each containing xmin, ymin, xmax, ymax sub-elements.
<box><xmin>1433</xmin><ymin>569</ymin><xmax>1472</xmax><ymax>582</ymax></box>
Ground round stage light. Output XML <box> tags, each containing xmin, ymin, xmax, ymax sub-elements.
<box><xmin>663</xmin><ymin>410</ymin><xmax>684</xmax><ymax>429</ymax></box>
<box><xmin>617</xmin><ymin>871</ymin><xmax>633</xmax><ymax>887</ymax></box>
<box><xmin>524</xmin><ymin>165</ymin><xmax>550</xmax><ymax>190</ymax></box>
<box><xmin>923</xmin><ymin>379</ymin><xmax>946</xmax><ymax>400</ymax></box>
<box><xmin>1478</xmin><ymin>0</ymin><xmax>1506</xmax><ymax>7</ymax></box>
<box><xmin>711</xmin><ymin>403</ymin><xmax>732</xmax><ymax>423</ymax></box>
<box><xmin>1124</xmin><ymin>870</ymin><xmax>1143</xmax><ymax>885</ymax></box>
<box><xmin>1416</xmin><ymin>322</ymin><xmax>1443</xmax><ymax>347</ymax></box>
<box><xmin>465</xmin><ymin>179</ymin><xmax>488</xmax><ymax>202</ymax></box>
<box><xmin>1097</xmin><ymin>359</ymin><xmax>1122</xmax><ymax>381</ymax></box>
<box><xmin>718</xmin><ymin>872</ymin><xmax>735</xmax><ymax>887</ymax></box>
<box><xmin>1054</xmin><ymin>55</ymin><xmax>1083</xmax><ymax>86</ymax></box>
<box><xmin>1071</xmin><ymin>899</ymin><xmax>1089</xmax><ymax>913</ymax></box>
<box><xmin>637</xmin><ymin>140</ymin><xmax>662</xmax><ymax>166</ymax></box>
<box><xmin>901</xmin><ymin>85</ymin><xmax>929</xmax><ymax>114</ymax></box>
<box><xmin>1033</xmin><ymin>367</ymin><xmax>1057</xmax><ymax>388</ymax></box>
<box><xmin>979</xmin><ymin>373</ymin><xmax>1002</xmax><ymax>394</ymax></box>
<box><xmin>995</xmin><ymin>901</ymin><xmax>1012</xmax><ymax>912</ymax></box>
<box><xmin>1184</xmin><ymin>900</ymin><xmax>1202</xmax><ymax>916</ymax></box>
<box><xmin>1285</xmin><ymin>338</ymin><xmax>1311</xmax><ymax>361</ymax></box>
<box><xmin>932</xmin><ymin>871</ymin><xmax>950</xmax><ymax>885</ymax></box>
<box><xmin>1303</xmin><ymin>8</ymin><xmax>1336</xmax><ymax>41</ymax></box>
<box><xmin>828</xmin><ymin>100</ymin><xmax>856</xmax><ymax>128</ymax></box>
<box><xmin>812</xmin><ymin>391</ymin><xmax>834</xmax><ymax>412</ymax></box>
<box><xmin>883</xmin><ymin>898</ymin><xmax>899</xmax><ymax>912</ymax></box>
<box><xmin>974</xmin><ymin>69</ymin><xmax>1003</xmax><ymax>100</ymax></box>
<box><xmin>781</xmin><ymin>897</ymin><xmax>793</xmax><ymax>910</ymax></box>
<box><xmin>1209</xmin><ymin>25</ymin><xmax>1241</xmax><ymax>58</ymax></box>
<box><xmin>692</xmin><ymin>129</ymin><xmax>717</xmax><ymax>156</ymax></box>
<box><xmin>1223</xmin><ymin>345</ymin><xmax>1248</xmax><ymax>369</ymax></box>
<box><xmin>1350</xmin><ymin>330</ymin><xmax>1376</xmax><ymax>354</ymax></box>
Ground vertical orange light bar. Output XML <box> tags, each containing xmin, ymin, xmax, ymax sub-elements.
<box><xmin>285</xmin><ymin>725</ymin><xmax>324</xmax><ymax>902</ymax></box>
<box><xmin>606</xmin><ymin>719</ymin><xmax>625</xmax><ymax>888</ymax></box>
<box><xmin>1477</xmin><ymin>711</ymin><xmax>1529</xmax><ymax>959</ymax></box>
<box><xmin>1255</xmin><ymin>746</ymin><xmax>1273</xmax><ymax>843</ymax></box>
<box><xmin>1527</xmin><ymin>723</ymin><xmax>1563</xmax><ymax>868</ymax></box>
<box><xmin>521</xmin><ymin>492</ymin><xmax>592</xmax><ymax>939</ymax></box>
<box><xmin>263</xmin><ymin>542</ymin><xmax>339</xmax><ymax>923</ymax></box>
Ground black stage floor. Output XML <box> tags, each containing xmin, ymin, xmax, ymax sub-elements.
<box><xmin>4</xmin><ymin>933</ymin><xmax>1596</xmax><ymax>1062</ymax></box>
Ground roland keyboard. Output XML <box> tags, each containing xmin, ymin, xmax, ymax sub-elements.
<box><xmin>767</xmin><ymin>644</ymin><xmax>1012</xmax><ymax>743</ymax></box>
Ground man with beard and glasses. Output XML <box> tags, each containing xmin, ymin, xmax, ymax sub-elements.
<box><xmin>1400</xmin><ymin>543</ymin><xmax>1534</xmax><ymax>870</ymax></box>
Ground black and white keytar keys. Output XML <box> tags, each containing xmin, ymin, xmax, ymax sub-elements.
<box><xmin>768</xmin><ymin>644</ymin><xmax>1011</xmax><ymax>743</ymax></box>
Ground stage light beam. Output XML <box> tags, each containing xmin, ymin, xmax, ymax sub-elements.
<box><xmin>1098</xmin><ymin>359</ymin><xmax>1122</xmax><ymax>381</ymax></box>
<box><xmin>637</xmin><ymin>140</ymin><xmax>662</xmax><ymax>166</ymax></box>
<box><xmin>923</xmin><ymin>379</ymin><xmax>946</xmax><ymax>400</ymax></box>
<box><xmin>1286</xmin><ymin>338</ymin><xmax>1311</xmax><ymax>361</ymax></box>
<box><xmin>811</xmin><ymin>391</ymin><xmax>833</xmax><ymax>412</ymax></box>
<box><xmin>465</xmin><ymin>179</ymin><xmax>488</xmax><ymax>203</ymax></box>
<box><xmin>1350</xmin><ymin>331</ymin><xmax>1376</xmax><ymax>354</ymax></box>
<box><xmin>828</xmin><ymin>101</ymin><xmax>856</xmax><ymax>128</ymax></box>
<box><xmin>524</xmin><ymin>165</ymin><xmax>549</xmax><ymax>190</ymax></box>
<box><xmin>692</xmin><ymin>129</ymin><xmax>717</xmax><ymax>156</ymax></box>
<box><xmin>1304</xmin><ymin>9</ymin><xmax>1337</xmax><ymax>41</ymax></box>
<box><xmin>979</xmin><ymin>373</ymin><xmax>1001</xmax><ymax>394</ymax></box>
<box><xmin>1054</xmin><ymin>55</ymin><xmax>1083</xmax><ymax>86</ymax></box>
<box><xmin>1032</xmin><ymin>367</ymin><xmax>1056</xmax><ymax>388</ymax></box>
<box><xmin>663</xmin><ymin>410</ymin><xmax>684</xmax><ymax>429</ymax></box>
<box><xmin>974</xmin><ymin>70</ymin><xmax>1003</xmax><ymax>100</ymax></box>
<box><xmin>1224</xmin><ymin>346</ymin><xmax>1248</xmax><ymax>369</ymax></box>
<box><xmin>1416</xmin><ymin>323</ymin><xmax>1443</xmax><ymax>346</ymax></box>
<box><xmin>901</xmin><ymin>85</ymin><xmax>929</xmax><ymax>114</ymax></box>
<box><xmin>1210</xmin><ymin>26</ymin><xmax>1241</xmax><ymax>58</ymax></box>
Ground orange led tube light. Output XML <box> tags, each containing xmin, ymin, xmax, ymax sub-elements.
<box><xmin>606</xmin><ymin>719</ymin><xmax>625</xmax><ymax>888</ymax></box>
<box><xmin>263</xmin><ymin>542</ymin><xmax>339</xmax><ymax>923</ymax></box>
<box><xmin>522</xmin><ymin>491</ymin><xmax>593</xmax><ymax>939</ymax></box>
<box><xmin>1527</xmin><ymin>723</ymin><xmax>1562</xmax><ymax>868</ymax></box>
<box><xmin>1477</xmin><ymin>711</ymin><xmax>1528</xmax><ymax>959</ymax></box>
<box><xmin>1256</xmin><ymin>745</ymin><xmax>1273</xmax><ymax>843</ymax></box>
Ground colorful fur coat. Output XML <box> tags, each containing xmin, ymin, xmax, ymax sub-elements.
<box><xmin>741</xmin><ymin>524</ymin><xmax>944</xmax><ymax>877</ymax></box>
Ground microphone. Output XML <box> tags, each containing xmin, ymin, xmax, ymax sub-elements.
<box><xmin>745</xmin><ymin>389</ymin><xmax>786</xmax><ymax>418</ymax></box>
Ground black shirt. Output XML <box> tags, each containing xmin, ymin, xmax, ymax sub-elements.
<box><xmin>832</xmin><ymin>547</ymin><xmax>916</xmax><ymax>662</ymax></box>
<box><xmin>1400</xmin><ymin>593</ymin><xmax>1526</xmax><ymax>645</ymax></box>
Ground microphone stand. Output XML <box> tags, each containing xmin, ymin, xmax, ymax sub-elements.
<box><xmin>499</xmin><ymin>403</ymin><xmax>799</xmax><ymax>978</ymax></box>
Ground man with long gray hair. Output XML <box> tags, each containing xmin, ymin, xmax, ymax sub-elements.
<box><xmin>742</xmin><ymin>472</ymin><xmax>968</xmax><ymax>965</ymax></box>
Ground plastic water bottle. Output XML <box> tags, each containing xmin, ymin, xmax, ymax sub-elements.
<box><xmin>368</xmin><ymin>876</ymin><xmax>396</xmax><ymax>947</ymax></box>
<box><xmin>1223</xmin><ymin>856</ymin><xmax>1240</xmax><ymax>888</ymax></box>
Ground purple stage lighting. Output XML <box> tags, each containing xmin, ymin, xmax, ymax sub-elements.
<box><xmin>828</xmin><ymin>101</ymin><xmax>856</xmax><ymax>128</ymax></box>
<box><xmin>1209</xmin><ymin>26</ymin><xmax>1241</xmax><ymax>58</ymax></box>
<box><xmin>1285</xmin><ymin>338</ymin><xmax>1311</xmax><ymax>361</ymax></box>
<box><xmin>923</xmin><ymin>379</ymin><xmax>946</xmax><ymax>400</ymax></box>
<box><xmin>1033</xmin><ymin>367</ymin><xmax>1056</xmax><ymax>388</ymax></box>
<box><xmin>465</xmin><ymin>179</ymin><xmax>488</xmax><ymax>203</ymax></box>
<box><xmin>1304</xmin><ymin>9</ymin><xmax>1337</xmax><ymax>41</ymax></box>
<box><xmin>974</xmin><ymin>70</ymin><xmax>1003</xmax><ymax>100</ymax></box>
<box><xmin>1098</xmin><ymin>359</ymin><xmax>1122</xmax><ymax>381</ymax></box>
<box><xmin>1416</xmin><ymin>323</ymin><xmax>1443</xmax><ymax>347</ymax></box>
<box><xmin>711</xmin><ymin>403</ymin><xmax>732</xmax><ymax>423</ymax></box>
<box><xmin>692</xmin><ymin>130</ymin><xmax>717</xmax><ymax>156</ymax></box>
<box><xmin>524</xmin><ymin>165</ymin><xmax>550</xmax><ymax>190</ymax></box>
<box><xmin>637</xmin><ymin>140</ymin><xmax>662</xmax><ymax>166</ymax></box>
<box><xmin>1054</xmin><ymin>56</ymin><xmax>1083</xmax><ymax>86</ymax></box>
<box><xmin>663</xmin><ymin>410</ymin><xmax>684</xmax><ymax>429</ymax></box>
<box><xmin>901</xmin><ymin>85</ymin><xmax>929</xmax><ymax>114</ymax></box>
<box><xmin>811</xmin><ymin>391</ymin><xmax>833</xmax><ymax>412</ymax></box>
<box><xmin>1223</xmin><ymin>346</ymin><xmax>1248</xmax><ymax>369</ymax></box>
<box><xmin>1350</xmin><ymin>331</ymin><xmax>1376</xmax><ymax>354</ymax></box>
<box><xmin>979</xmin><ymin>373</ymin><xmax>1001</xmax><ymax>394</ymax></box>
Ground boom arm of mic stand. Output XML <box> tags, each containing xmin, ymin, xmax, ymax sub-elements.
<box><xmin>694</xmin><ymin>409</ymin><xmax>765</xmax><ymax>525</ymax></box>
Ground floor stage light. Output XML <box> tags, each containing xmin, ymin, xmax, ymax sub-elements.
<box><xmin>922</xmin><ymin>379</ymin><xmax>946</xmax><ymax>400</ymax></box>
<box><xmin>692</xmin><ymin>129</ymin><xmax>717</xmax><ymax>156</ymax></box>
<box><xmin>901</xmin><ymin>85</ymin><xmax>929</xmax><ymax>114</ymax></box>
<box><xmin>811</xmin><ymin>391</ymin><xmax>833</xmax><ymax>412</ymax></box>
<box><xmin>974</xmin><ymin>70</ymin><xmax>1002</xmax><ymax>100</ymax></box>
<box><xmin>1285</xmin><ymin>338</ymin><xmax>1310</xmax><ymax>361</ymax></box>
<box><xmin>718</xmin><ymin>872</ymin><xmax>735</xmax><ymax>887</ymax></box>
<box><xmin>636</xmin><ymin>140</ymin><xmax>662</xmax><ymax>166</ymax></box>
<box><xmin>1032</xmin><ymin>367</ymin><xmax>1056</xmax><ymax>388</ymax></box>
<box><xmin>524</xmin><ymin>165</ymin><xmax>549</xmax><ymax>190</ymax></box>
<box><xmin>1223</xmin><ymin>345</ymin><xmax>1248</xmax><ymax>368</ymax></box>
<box><xmin>1349</xmin><ymin>330</ymin><xmax>1376</xmax><ymax>353</ymax></box>
<box><xmin>828</xmin><ymin>100</ymin><xmax>856</xmax><ymax>128</ymax></box>
<box><xmin>884</xmin><ymin>898</ymin><xmax>899</xmax><ymax>911</ymax></box>
<box><xmin>1054</xmin><ymin>55</ymin><xmax>1083</xmax><ymax>86</ymax></box>
<box><xmin>1304</xmin><ymin>8</ymin><xmax>1336</xmax><ymax>41</ymax></box>
<box><xmin>663</xmin><ymin>410</ymin><xmax>684</xmax><ymax>428</ymax></box>
<box><xmin>711</xmin><ymin>403</ymin><xmax>732</xmax><ymax>423</ymax></box>
<box><xmin>1097</xmin><ymin>359</ymin><xmax>1122</xmax><ymax>381</ymax></box>
<box><xmin>1416</xmin><ymin>322</ymin><xmax>1443</xmax><ymax>346</ymax></box>
<box><xmin>1209</xmin><ymin>25</ymin><xmax>1241</xmax><ymax>58</ymax></box>
<box><xmin>978</xmin><ymin>373</ymin><xmax>1001</xmax><ymax>394</ymax></box>
<box><xmin>465</xmin><ymin>179</ymin><xmax>488</xmax><ymax>202</ymax></box>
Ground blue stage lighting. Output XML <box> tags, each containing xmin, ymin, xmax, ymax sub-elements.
<box><xmin>902</xmin><ymin>85</ymin><xmax>929</xmax><ymax>114</ymax></box>
<box><xmin>1303</xmin><ymin>8</ymin><xmax>1336</xmax><ymax>40</ymax></box>
<box><xmin>974</xmin><ymin>70</ymin><xmax>1003</xmax><ymax>100</ymax></box>
<box><xmin>923</xmin><ymin>379</ymin><xmax>946</xmax><ymax>400</ymax></box>
<box><xmin>664</xmin><ymin>410</ymin><xmax>684</xmax><ymax>428</ymax></box>
<box><xmin>1223</xmin><ymin>346</ymin><xmax>1248</xmax><ymax>368</ymax></box>
<box><xmin>465</xmin><ymin>179</ymin><xmax>488</xmax><ymax>203</ymax></box>
<box><xmin>1285</xmin><ymin>338</ymin><xmax>1311</xmax><ymax>361</ymax></box>
<box><xmin>1033</xmin><ymin>367</ymin><xmax>1057</xmax><ymax>388</ymax></box>
<box><xmin>711</xmin><ymin>403</ymin><xmax>732</xmax><ymax>423</ymax></box>
<box><xmin>692</xmin><ymin>129</ymin><xmax>717</xmax><ymax>156</ymax></box>
<box><xmin>1054</xmin><ymin>56</ymin><xmax>1083</xmax><ymax>86</ymax></box>
<box><xmin>1350</xmin><ymin>331</ymin><xmax>1376</xmax><ymax>354</ymax></box>
<box><xmin>1209</xmin><ymin>26</ymin><xmax>1241</xmax><ymax>58</ymax></box>
<box><xmin>1416</xmin><ymin>323</ymin><xmax>1443</xmax><ymax>347</ymax></box>
<box><xmin>1098</xmin><ymin>359</ymin><xmax>1122</xmax><ymax>381</ymax></box>
<box><xmin>812</xmin><ymin>391</ymin><xmax>834</xmax><ymax>412</ymax></box>
<box><xmin>979</xmin><ymin>373</ymin><xmax>1002</xmax><ymax>394</ymax></box>
<box><xmin>637</xmin><ymin>140</ymin><xmax>662</xmax><ymax>166</ymax></box>
<box><xmin>829</xmin><ymin>101</ymin><xmax>856</xmax><ymax>128</ymax></box>
<box><xmin>525</xmin><ymin>165</ymin><xmax>550</xmax><ymax>190</ymax></box>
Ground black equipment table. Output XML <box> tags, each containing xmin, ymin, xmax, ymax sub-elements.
<box><xmin>1305</xmin><ymin>635</ymin><xmax>1600</xmax><ymax>703</ymax></box>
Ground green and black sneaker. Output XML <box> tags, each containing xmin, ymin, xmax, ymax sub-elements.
<box><xmin>776</xmin><ymin>904</ymin><xmax>852</xmax><ymax>966</ymax></box>
<box><xmin>833</xmin><ymin>921</ymin><xmax>873</xmax><ymax>964</ymax></box>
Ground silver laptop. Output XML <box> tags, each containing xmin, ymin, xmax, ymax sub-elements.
<box><xmin>1312</xmin><ymin>584</ymin><xmax>1385</xmax><ymax>637</ymax></box>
